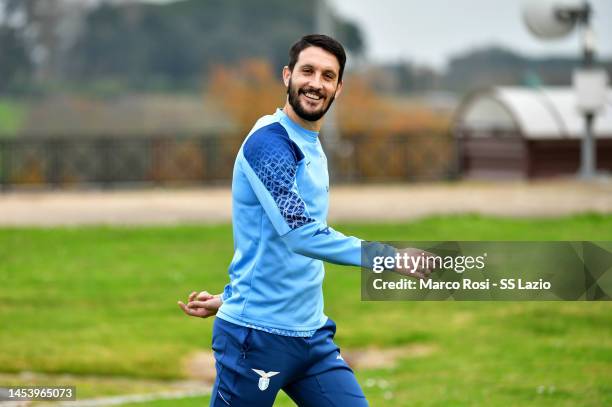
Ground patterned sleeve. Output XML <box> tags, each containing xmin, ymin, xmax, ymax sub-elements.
<box><xmin>243</xmin><ymin>123</ymin><xmax>314</xmax><ymax>233</ymax></box>
<box><xmin>241</xmin><ymin>122</ymin><xmax>396</xmax><ymax>267</ymax></box>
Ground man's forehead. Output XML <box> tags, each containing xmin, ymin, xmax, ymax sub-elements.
<box><xmin>295</xmin><ymin>46</ymin><xmax>340</xmax><ymax>72</ymax></box>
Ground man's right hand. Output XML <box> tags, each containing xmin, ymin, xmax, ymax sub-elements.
<box><xmin>178</xmin><ymin>291</ymin><xmax>222</xmax><ymax>318</ymax></box>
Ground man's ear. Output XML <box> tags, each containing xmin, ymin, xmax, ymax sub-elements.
<box><xmin>282</xmin><ymin>66</ymin><xmax>291</xmax><ymax>87</ymax></box>
<box><xmin>334</xmin><ymin>80</ymin><xmax>343</xmax><ymax>98</ymax></box>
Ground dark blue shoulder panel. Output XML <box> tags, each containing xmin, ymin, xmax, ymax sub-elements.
<box><xmin>243</xmin><ymin>122</ymin><xmax>313</xmax><ymax>230</ymax></box>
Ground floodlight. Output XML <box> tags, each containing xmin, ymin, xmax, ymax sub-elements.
<box><xmin>522</xmin><ymin>0</ymin><xmax>609</xmax><ymax>179</ymax></box>
<box><xmin>522</xmin><ymin>0</ymin><xmax>587</xmax><ymax>39</ymax></box>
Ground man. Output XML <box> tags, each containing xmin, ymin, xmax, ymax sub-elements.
<box><xmin>179</xmin><ymin>34</ymin><xmax>430</xmax><ymax>407</ymax></box>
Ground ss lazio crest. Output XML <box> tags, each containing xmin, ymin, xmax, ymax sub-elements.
<box><xmin>252</xmin><ymin>369</ymin><xmax>280</xmax><ymax>391</ymax></box>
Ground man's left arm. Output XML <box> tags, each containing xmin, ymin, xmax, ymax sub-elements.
<box><xmin>280</xmin><ymin>222</ymin><xmax>395</xmax><ymax>269</ymax></box>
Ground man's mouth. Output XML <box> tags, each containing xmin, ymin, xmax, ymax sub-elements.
<box><xmin>300</xmin><ymin>90</ymin><xmax>323</xmax><ymax>102</ymax></box>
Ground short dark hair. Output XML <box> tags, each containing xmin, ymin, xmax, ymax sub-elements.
<box><xmin>288</xmin><ymin>34</ymin><xmax>347</xmax><ymax>82</ymax></box>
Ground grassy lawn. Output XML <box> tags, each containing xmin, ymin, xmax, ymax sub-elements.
<box><xmin>0</xmin><ymin>98</ymin><xmax>27</xmax><ymax>137</ymax></box>
<box><xmin>0</xmin><ymin>214</ymin><xmax>611</xmax><ymax>406</ymax></box>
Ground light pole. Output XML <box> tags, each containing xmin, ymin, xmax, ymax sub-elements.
<box><xmin>316</xmin><ymin>0</ymin><xmax>341</xmax><ymax>175</ymax></box>
<box><xmin>522</xmin><ymin>0</ymin><xmax>609</xmax><ymax>179</ymax></box>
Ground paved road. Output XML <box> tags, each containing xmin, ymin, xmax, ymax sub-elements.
<box><xmin>1</xmin><ymin>180</ymin><xmax>611</xmax><ymax>226</ymax></box>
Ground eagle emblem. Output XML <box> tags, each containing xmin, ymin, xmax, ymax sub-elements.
<box><xmin>252</xmin><ymin>369</ymin><xmax>280</xmax><ymax>391</ymax></box>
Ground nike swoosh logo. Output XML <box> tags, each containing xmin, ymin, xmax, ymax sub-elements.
<box><xmin>313</xmin><ymin>226</ymin><xmax>330</xmax><ymax>236</ymax></box>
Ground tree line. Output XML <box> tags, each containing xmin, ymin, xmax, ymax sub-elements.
<box><xmin>0</xmin><ymin>0</ymin><xmax>364</xmax><ymax>94</ymax></box>
<box><xmin>1</xmin><ymin>0</ymin><xmax>609</xmax><ymax>96</ymax></box>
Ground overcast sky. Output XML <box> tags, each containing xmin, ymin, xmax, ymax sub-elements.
<box><xmin>330</xmin><ymin>0</ymin><xmax>612</xmax><ymax>69</ymax></box>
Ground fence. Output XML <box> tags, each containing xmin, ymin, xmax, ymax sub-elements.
<box><xmin>0</xmin><ymin>132</ymin><xmax>457</xmax><ymax>189</ymax></box>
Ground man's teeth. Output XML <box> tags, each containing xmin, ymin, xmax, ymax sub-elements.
<box><xmin>304</xmin><ymin>92</ymin><xmax>321</xmax><ymax>100</ymax></box>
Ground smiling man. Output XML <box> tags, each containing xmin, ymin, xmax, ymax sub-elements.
<box><xmin>178</xmin><ymin>34</ymin><xmax>429</xmax><ymax>407</ymax></box>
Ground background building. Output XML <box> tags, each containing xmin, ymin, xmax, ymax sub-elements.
<box><xmin>454</xmin><ymin>87</ymin><xmax>612</xmax><ymax>178</ymax></box>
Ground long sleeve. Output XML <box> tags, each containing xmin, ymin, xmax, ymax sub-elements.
<box><xmin>218</xmin><ymin>110</ymin><xmax>394</xmax><ymax>333</ymax></box>
<box><xmin>241</xmin><ymin>124</ymin><xmax>394</xmax><ymax>267</ymax></box>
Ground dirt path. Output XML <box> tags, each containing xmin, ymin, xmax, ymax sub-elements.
<box><xmin>0</xmin><ymin>180</ymin><xmax>611</xmax><ymax>226</ymax></box>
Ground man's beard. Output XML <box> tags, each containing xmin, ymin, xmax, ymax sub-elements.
<box><xmin>287</xmin><ymin>78</ymin><xmax>336</xmax><ymax>122</ymax></box>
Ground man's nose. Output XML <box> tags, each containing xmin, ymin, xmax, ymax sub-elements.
<box><xmin>308</xmin><ymin>73</ymin><xmax>323</xmax><ymax>89</ymax></box>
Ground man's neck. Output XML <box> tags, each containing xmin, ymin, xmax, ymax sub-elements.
<box><xmin>282</xmin><ymin>104</ymin><xmax>322</xmax><ymax>132</ymax></box>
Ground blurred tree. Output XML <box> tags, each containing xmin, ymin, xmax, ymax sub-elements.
<box><xmin>443</xmin><ymin>46</ymin><xmax>612</xmax><ymax>94</ymax></box>
<box><xmin>207</xmin><ymin>59</ymin><xmax>284</xmax><ymax>133</ymax></box>
<box><xmin>66</xmin><ymin>0</ymin><xmax>365</xmax><ymax>92</ymax></box>
<box><xmin>0</xmin><ymin>25</ymin><xmax>32</xmax><ymax>93</ymax></box>
<box><xmin>335</xmin><ymin>20</ymin><xmax>364</xmax><ymax>57</ymax></box>
<box><xmin>0</xmin><ymin>0</ymin><xmax>86</xmax><ymax>91</ymax></box>
<box><xmin>338</xmin><ymin>75</ymin><xmax>450</xmax><ymax>136</ymax></box>
<box><xmin>208</xmin><ymin>61</ymin><xmax>450</xmax><ymax>137</ymax></box>
<box><xmin>443</xmin><ymin>47</ymin><xmax>525</xmax><ymax>92</ymax></box>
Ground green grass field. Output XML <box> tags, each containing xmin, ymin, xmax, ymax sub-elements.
<box><xmin>0</xmin><ymin>214</ymin><xmax>611</xmax><ymax>406</ymax></box>
<box><xmin>0</xmin><ymin>99</ymin><xmax>26</xmax><ymax>137</ymax></box>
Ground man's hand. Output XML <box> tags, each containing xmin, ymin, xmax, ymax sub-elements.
<box><xmin>178</xmin><ymin>291</ymin><xmax>222</xmax><ymax>318</ymax></box>
<box><xmin>394</xmin><ymin>248</ymin><xmax>436</xmax><ymax>280</ymax></box>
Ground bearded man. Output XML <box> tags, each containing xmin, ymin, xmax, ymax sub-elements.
<box><xmin>179</xmin><ymin>34</ymin><xmax>430</xmax><ymax>407</ymax></box>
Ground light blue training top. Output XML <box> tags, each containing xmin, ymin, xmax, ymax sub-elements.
<box><xmin>216</xmin><ymin>109</ymin><xmax>394</xmax><ymax>336</ymax></box>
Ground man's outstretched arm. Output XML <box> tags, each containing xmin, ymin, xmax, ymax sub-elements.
<box><xmin>241</xmin><ymin>128</ymin><xmax>398</xmax><ymax>268</ymax></box>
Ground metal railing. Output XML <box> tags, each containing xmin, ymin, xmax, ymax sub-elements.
<box><xmin>0</xmin><ymin>132</ymin><xmax>456</xmax><ymax>190</ymax></box>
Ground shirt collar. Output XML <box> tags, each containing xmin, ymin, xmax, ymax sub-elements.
<box><xmin>276</xmin><ymin>108</ymin><xmax>319</xmax><ymax>143</ymax></box>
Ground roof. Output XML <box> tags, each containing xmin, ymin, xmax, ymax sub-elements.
<box><xmin>19</xmin><ymin>95</ymin><xmax>237</xmax><ymax>137</ymax></box>
<box><xmin>454</xmin><ymin>86</ymin><xmax>612</xmax><ymax>139</ymax></box>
